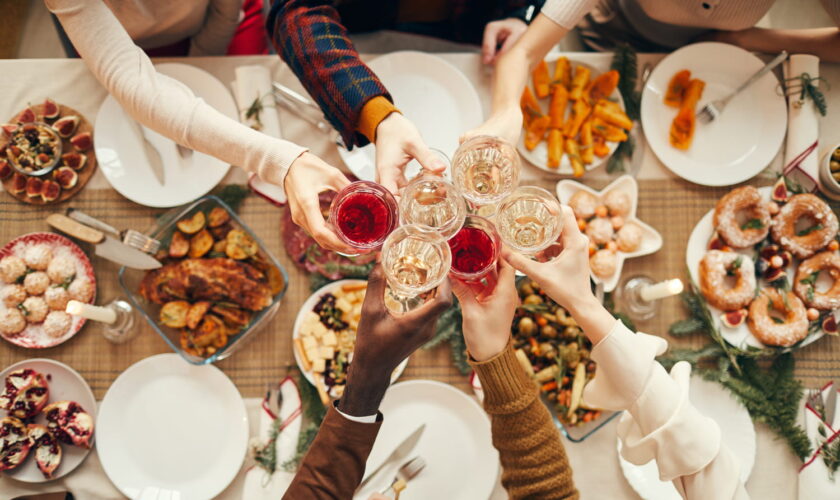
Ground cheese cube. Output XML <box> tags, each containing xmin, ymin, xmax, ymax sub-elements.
<box><xmin>305</xmin><ymin>348</ymin><xmax>319</xmax><ymax>365</ymax></box>
<box><xmin>322</xmin><ymin>330</ymin><xmax>338</xmax><ymax>347</ymax></box>
<box><xmin>311</xmin><ymin>321</ymin><xmax>328</xmax><ymax>338</ymax></box>
<box><xmin>335</xmin><ymin>297</ymin><xmax>352</xmax><ymax>314</ymax></box>
<box><xmin>319</xmin><ymin>345</ymin><xmax>335</xmax><ymax>359</ymax></box>
<box><xmin>312</xmin><ymin>358</ymin><xmax>326</xmax><ymax>373</ymax></box>
<box><xmin>302</xmin><ymin>336</ymin><xmax>317</xmax><ymax>351</ymax></box>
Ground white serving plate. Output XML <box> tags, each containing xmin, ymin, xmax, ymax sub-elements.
<box><xmin>0</xmin><ymin>359</ymin><xmax>96</xmax><ymax>482</ymax></box>
<box><xmin>641</xmin><ymin>42</ymin><xmax>787</xmax><ymax>186</ymax></box>
<box><xmin>556</xmin><ymin>175</ymin><xmax>663</xmax><ymax>292</ymax></box>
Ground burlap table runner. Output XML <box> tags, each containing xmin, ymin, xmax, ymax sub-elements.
<box><xmin>1</xmin><ymin>179</ymin><xmax>838</xmax><ymax>398</ymax></box>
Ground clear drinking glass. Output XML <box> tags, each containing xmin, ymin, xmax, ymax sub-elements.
<box><xmin>451</xmin><ymin>135</ymin><xmax>520</xmax><ymax>214</ymax></box>
<box><xmin>497</xmin><ymin>186</ymin><xmax>564</xmax><ymax>256</ymax></box>
<box><xmin>399</xmin><ymin>174</ymin><xmax>467</xmax><ymax>240</ymax></box>
<box><xmin>448</xmin><ymin>215</ymin><xmax>501</xmax><ymax>286</ymax></box>
<box><xmin>381</xmin><ymin>224</ymin><xmax>452</xmax><ymax>312</ymax></box>
<box><xmin>328</xmin><ymin>181</ymin><xmax>399</xmax><ymax>255</ymax></box>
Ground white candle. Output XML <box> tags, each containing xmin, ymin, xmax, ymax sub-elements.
<box><xmin>639</xmin><ymin>279</ymin><xmax>684</xmax><ymax>302</ymax></box>
<box><xmin>66</xmin><ymin>300</ymin><xmax>117</xmax><ymax>324</ymax></box>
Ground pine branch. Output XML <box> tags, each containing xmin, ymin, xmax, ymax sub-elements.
<box><xmin>610</xmin><ymin>43</ymin><xmax>641</xmax><ymax>120</ymax></box>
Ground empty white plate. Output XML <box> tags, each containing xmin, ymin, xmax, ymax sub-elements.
<box><xmin>96</xmin><ymin>354</ymin><xmax>248</xmax><ymax>500</ymax></box>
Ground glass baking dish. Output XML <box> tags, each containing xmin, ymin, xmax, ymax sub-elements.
<box><xmin>546</xmin><ymin>397</ymin><xmax>622</xmax><ymax>443</ymax></box>
<box><xmin>119</xmin><ymin>195</ymin><xmax>288</xmax><ymax>365</ymax></box>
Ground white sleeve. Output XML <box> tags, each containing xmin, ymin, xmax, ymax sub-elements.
<box><xmin>539</xmin><ymin>0</ymin><xmax>599</xmax><ymax>29</ymax></box>
<box><xmin>189</xmin><ymin>0</ymin><xmax>244</xmax><ymax>57</ymax></box>
<box><xmin>45</xmin><ymin>0</ymin><xmax>307</xmax><ymax>189</ymax></box>
<box><xmin>583</xmin><ymin>321</ymin><xmax>750</xmax><ymax>500</ymax></box>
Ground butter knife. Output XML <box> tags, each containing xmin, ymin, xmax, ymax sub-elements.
<box><xmin>46</xmin><ymin>214</ymin><xmax>162</xmax><ymax>270</ymax></box>
<box><xmin>358</xmin><ymin>424</ymin><xmax>425</xmax><ymax>491</ymax></box>
<box><xmin>127</xmin><ymin>117</ymin><xmax>166</xmax><ymax>186</ymax></box>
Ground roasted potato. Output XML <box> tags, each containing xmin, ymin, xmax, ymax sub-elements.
<box><xmin>189</xmin><ymin>229</ymin><xmax>214</xmax><ymax>258</ymax></box>
<box><xmin>168</xmin><ymin>231</ymin><xmax>189</xmax><ymax>258</ymax></box>
<box><xmin>267</xmin><ymin>264</ymin><xmax>285</xmax><ymax>296</ymax></box>
<box><xmin>212</xmin><ymin>304</ymin><xmax>252</xmax><ymax>327</ymax></box>
<box><xmin>226</xmin><ymin>229</ymin><xmax>258</xmax><ymax>260</ymax></box>
<box><xmin>210</xmin><ymin>223</ymin><xmax>233</xmax><ymax>241</ymax></box>
<box><xmin>186</xmin><ymin>301</ymin><xmax>211</xmax><ymax>330</ymax></box>
<box><xmin>160</xmin><ymin>300</ymin><xmax>190</xmax><ymax>328</ymax></box>
<box><xmin>212</xmin><ymin>239</ymin><xmax>227</xmax><ymax>255</ymax></box>
<box><xmin>207</xmin><ymin>207</ymin><xmax>231</xmax><ymax>228</ymax></box>
<box><xmin>176</xmin><ymin>211</ymin><xmax>206</xmax><ymax>235</ymax></box>
<box><xmin>192</xmin><ymin>315</ymin><xmax>226</xmax><ymax>348</ymax></box>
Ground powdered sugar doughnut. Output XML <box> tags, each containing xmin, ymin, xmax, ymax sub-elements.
<box><xmin>771</xmin><ymin>194</ymin><xmax>839</xmax><ymax>259</ymax></box>
<box><xmin>699</xmin><ymin>250</ymin><xmax>756</xmax><ymax>311</ymax></box>
<box><xmin>713</xmin><ymin>186</ymin><xmax>770</xmax><ymax>249</ymax></box>
<box><xmin>748</xmin><ymin>288</ymin><xmax>808</xmax><ymax>347</ymax></box>
<box><xmin>794</xmin><ymin>251</ymin><xmax>840</xmax><ymax>310</ymax></box>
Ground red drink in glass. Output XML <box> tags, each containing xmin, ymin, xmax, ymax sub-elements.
<box><xmin>448</xmin><ymin>215</ymin><xmax>499</xmax><ymax>283</ymax></box>
<box><xmin>329</xmin><ymin>181</ymin><xmax>398</xmax><ymax>253</ymax></box>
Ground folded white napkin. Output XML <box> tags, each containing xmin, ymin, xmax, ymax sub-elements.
<box><xmin>799</xmin><ymin>382</ymin><xmax>840</xmax><ymax>499</ymax></box>
<box><xmin>782</xmin><ymin>54</ymin><xmax>821</xmax><ymax>192</ymax></box>
<box><xmin>242</xmin><ymin>377</ymin><xmax>303</xmax><ymax>498</ymax></box>
<box><xmin>233</xmin><ymin>65</ymin><xmax>288</xmax><ymax>204</ymax></box>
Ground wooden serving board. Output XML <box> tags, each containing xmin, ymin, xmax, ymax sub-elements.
<box><xmin>1</xmin><ymin>103</ymin><xmax>97</xmax><ymax>205</ymax></box>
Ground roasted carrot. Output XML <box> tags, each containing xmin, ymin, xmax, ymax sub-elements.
<box><xmin>565</xmin><ymin>138</ymin><xmax>585</xmax><ymax>177</ymax></box>
<box><xmin>579</xmin><ymin>120</ymin><xmax>594</xmax><ymax>164</ymax></box>
<box><xmin>547</xmin><ymin>129</ymin><xmax>563</xmax><ymax>169</ymax></box>
<box><xmin>541</xmin><ymin>381</ymin><xmax>558</xmax><ymax>392</ymax></box>
<box><xmin>591</xmin><ymin>117</ymin><xmax>628</xmax><ymax>142</ymax></box>
<box><xmin>520</xmin><ymin>86</ymin><xmax>542</xmax><ymax>128</ymax></box>
<box><xmin>664</xmin><ymin>69</ymin><xmax>692</xmax><ymax>108</ymax></box>
<box><xmin>669</xmin><ymin>78</ymin><xmax>705</xmax><ymax>150</ymax></box>
<box><xmin>528</xmin><ymin>337</ymin><xmax>540</xmax><ymax>355</ymax></box>
<box><xmin>593</xmin><ymin>99</ymin><xmax>633</xmax><ymax>130</ymax></box>
<box><xmin>569</xmin><ymin>65</ymin><xmax>591</xmax><ymax>101</ymax></box>
<box><xmin>563</xmin><ymin>99</ymin><xmax>590</xmax><ymax>138</ymax></box>
<box><xmin>588</xmin><ymin>70</ymin><xmax>620</xmax><ymax>102</ymax></box>
<box><xmin>553</xmin><ymin>56</ymin><xmax>572</xmax><ymax>90</ymax></box>
<box><xmin>548</xmin><ymin>85</ymin><xmax>568</xmax><ymax>129</ymax></box>
<box><xmin>593</xmin><ymin>135</ymin><xmax>610</xmax><ymax>158</ymax></box>
<box><xmin>532</xmin><ymin>60</ymin><xmax>551</xmax><ymax>98</ymax></box>
<box><xmin>524</xmin><ymin>115</ymin><xmax>551</xmax><ymax>151</ymax></box>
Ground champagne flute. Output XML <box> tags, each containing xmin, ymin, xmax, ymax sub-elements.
<box><xmin>328</xmin><ymin>181</ymin><xmax>398</xmax><ymax>255</ymax></box>
<box><xmin>399</xmin><ymin>174</ymin><xmax>466</xmax><ymax>240</ymax></box>
<box><xmin>448</xmin><ymin>215</ymin><xmax>500</xmax><ymax>287</ymax></box>
<box><xmin>451</xmin><ymin>135</ymin><xmax>520</xmax><ymax>215</ymax></box>
<box><xmin>381</xmin><ymin>224</ymin><xmax>452</xmax><ymax>312</ymax></box>
<box><xmin>497</xmin><ymin>186</ymin><xmax>563</xmax><ymax>256</ymax></box>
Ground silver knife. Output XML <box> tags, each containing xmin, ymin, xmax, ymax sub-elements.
<box><xmin>127</xmin><ymin>117</ymin><xmax>166</xmax><ymax>186</ymax></box>
<box><xmin>825</xmin><ymin>382</ymin><xmax>838</xmax><ymax>428</ymax></box>
<box><xmin>357</xmin><ymin>424</ymin><xmax>425</xmax><ymax>491</ymax></box>
<box><xmin>46</xmin><ymin>214</ymin><xmax>162</xmax><ymax>270</ymax></box>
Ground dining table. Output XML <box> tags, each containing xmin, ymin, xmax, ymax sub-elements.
<box><xmin>1</xmin><ymin>49</ymin><xmax>840</xmax><ymax>500</ymax></box>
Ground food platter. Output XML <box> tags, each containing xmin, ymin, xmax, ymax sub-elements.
<box><xmin>0</xmin><ymin>232</ymin><xmax>96</xmax><ymax>348</ymax></box>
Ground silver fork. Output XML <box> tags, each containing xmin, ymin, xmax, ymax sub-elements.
<box><xmin>381</xmin><ymin>456</ymin><xmax>426</xmax><ymax>494</ymax></box>
<box><xmin>807</xmin><ymin>387</ymin><xmax>826</xmax><ymax>420</ymax></box>
<box><xmin>696</xmin><ymin>50</ymin><xmax>788</xmax><ymax>124</ymax></box>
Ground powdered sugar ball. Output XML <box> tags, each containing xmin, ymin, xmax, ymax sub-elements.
<box><xmin>43</xmin><ymin>311</ymin><xmax>71</xmax><ymax>338</ymax></box>
<box><xmin>569</xmin><ymin>191</ymin><xmax>599</xmax><ymax>220</ymax></box>
<box><xmin>0</xmin><ymin>308</ymin><xmax>26</xmax><ymax>336</ymax></box>
<box><xmin>585</xmin><ymin>217</ymin><xmax>615</xmax><ymax>246</ymax></box>
<box><xmin>1</xmin><ymin>285</ymin><xmax>26</xmax><ymax>307</ymax></box>
<box><xmin>0</xmin><ymin>256</ymin><xmax>26</xmax><ymax>283</ymax></box>
<box><xmin>68</xmin><ymin>278</ymin><xmax>94</xmax><ymax>303</ymax></box>
<box><xmin>47</xmin><ymin>256</ymin><xmax>76</xmax><ymax>284</ymax></box>
<box><xmin>23</xmin><ymin>245</ymin><xmax>52</xmax><ymax>270</ymax></box>
<box><xmin>23</xmin><ymin>272</ymin><xmax>50</xmax><ymax>296</ymax></box>
<box><xmin>604</xmin><ymin>190</ymin><xmax>632</xmax><ymax>217</ymax></box>
<box><xmin>44</xmin><ymin>286</ymin><xmax>70</xmax><ymax>311</ymax></box>
<box><xmin>616</xmin><ymin>223</ymin><xmax>643</xmax><ymax>253</ymax></box>
<box><xmin>22</xmin><ymin>296</ymin><xmax>48</xmax><ymax>323</ymax></box>
<box><xmin>590</xmin><ymin>249</ymin><xmax>618</xmax><ymax>278</ymax></box>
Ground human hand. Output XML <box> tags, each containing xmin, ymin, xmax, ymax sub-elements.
<box><xmin>338</xmin><ymin>264</ymin><xmax>452</xmax><ymax>416</ymax></box>
<box><xmin>284</xmin><ymin>152</ymin><xmax>354</xmax><ymax>253</ymax></box>
<box><xmin>482</xmin><ymin>18</ymin><xmax>528</xmax><ymax>65</ymax></box>
<box><xmin>374</xmin><ymin>113</ymin><xmax>447</xmax><ymax>193</ymax></box>
<box><xmin>451</xmin><ymin>259</ymin><xmax>518</xmax><ymax>362</ymax></box>
<box><xmin>460</xmin><ymin>106</ymin><xmax>522</xmax><ymax>147</ymax></box>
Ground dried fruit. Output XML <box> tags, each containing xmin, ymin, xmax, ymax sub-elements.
<box><xmin>759</xmin><ymin>244</ymin><xmax>780</xmax><ymax>260</ymax></box>
<box><xmin>69</xmin><ymin>132</ymin><xmax>92</xmax><ymax>151</ymax></box>
<box><xmin>17</xmin><ymin>107</ymin><xmax>36</xmax><ymax>124</ymax></box>
<box><xmin>721</xmin><ymin>309</ymin><xmax>747</xmax><ymax>328</ymax></box>
<box><xmin>54</xmin><ymin>167</ymin><xmax>78</xmax><ymax>189</ymax></box>
<box><xmin>2</xmin><ymin>124</ymin><xmax>18</xmax><ymax>136</ymax></box>
<box><xmin>765</xmin><ymin>266</ymin><xmax>786</xmax><ymax>283</ymax></box>
<box><xmin>10</xmin><ymin>173</ymin><xmax>27</xmax><ymax>194</ymax></box>
<box><xmin>42</xmin><ymin>98</ymin><xmax>59</xmax><ymax>120</ymax></box>
<box><xmin>61</xmin><ymin>152</ymin><xmax>86</xmax><ymax>170</ymax></box>
<box><xmin>52</xmin><ymin>116</ymin><xmax>79</xmax><ymax>138</ymax></box>
<box><xmin>25</xmin><ymin>177</ymin><xmax>43</xmax><ymax>198</ymax></box>
<box><xmin>770</xmin><ymin>255</ymin><xmax>784</xmax><ymax>268</ymax></box>
<box><xmin>771</xmin><ymin>176</ymin><xmax>788</xmax><ymax>203</ymax></box>
<box><xmin>0</xmin><ymin>160</ymin><xmax>11</xmax><ymax>180</ymax></box>
<box><xmin>41</xmin><ymin>180</ymin><xmax>61</xmax><ymax>202</ymax></box>
<box><xmin>822</xmin><ymin>314</ymin><xmax>838</xmax><ymax>335</ymax></box>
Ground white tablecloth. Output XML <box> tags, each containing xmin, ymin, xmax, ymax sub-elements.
<box><xmin>3</xmin><ymin>51</ymin><xmax>839</xmax><ymax>499</ymax></box>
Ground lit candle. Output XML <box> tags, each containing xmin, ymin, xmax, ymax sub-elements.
<box><xmin>639</xmin><ymin>279</ymin><xmax>684</xmax><ymax>302</ymax></box>
<box><xmin>66</xmin><ymin>300</ymin><xmax>117</xmax><ymax>324</ymax></box>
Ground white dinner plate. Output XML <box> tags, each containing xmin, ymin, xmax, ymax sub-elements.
<box><xmin>0</xmin><ymin>359</ymin><xmax>96</xmax><ymax>482</ymax></box>
<box><xmin>292</xmin><ymin>279</ymin><xmax>407</xmax><ymax>391</ymax></box>
<box><xmin>618</xmin><ymin>376</ymin><xmax>756</xmax><ymax>500</ymax></box>
<box><xmin>685</xmin><ymin>187</ymin><xmax>826</xmax><ymax>349</ymax></box>
<box><xmin>95</xmin><ymin>63</ymin><xmax>236</xmax><ymax>207</ymax></box>
<box><xmin>354</xmin><ymin>380</ymin><xmax>499</xmax><ymax>500</ymax></box>
<box><xmin>96</xmin><ymin>354</ymin><xmax>248</xmax><ymax>500</ymax></box>
<box><xmin>337</xmin><ymin>51</ymin><xmax>483</xmax><ymax>181</ymax></box>
<box><xmin>641</xmin><ymin>42</ymin><xmax>787</xmax><ymax>186</ymax></box>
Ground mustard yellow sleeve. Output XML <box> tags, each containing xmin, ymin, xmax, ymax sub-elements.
<box><xmin>357</xmin><ymin>96</ymin><xmax>399</xmax><ymax>143</ymax></box>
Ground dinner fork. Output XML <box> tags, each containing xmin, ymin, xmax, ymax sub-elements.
<box><xmin>807</xmin><ymin>387</ymin><xmax>826</xmax><ymax>420</ymax></box>
<box><xmin>381</xmin><ymin>456</ymin><xmax>426</xmax><ymax>495</ymax></box>
<box><xmin>696</xmin><ymin>51</ymin><xmax>788</xmax><ymax>124</ymax></box>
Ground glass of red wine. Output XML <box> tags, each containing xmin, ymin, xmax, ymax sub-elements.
<box><xmin>448</xmin><ymin>215</ymin><xmax>500</xmax><ymax>287</ymax></box>
<box><xmin>328</xmin><ymin>181</ymin><xmax>398</xmax><ymax>255</ymax></box>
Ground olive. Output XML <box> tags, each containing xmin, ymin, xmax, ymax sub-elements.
<box><xmin>541</xmin><ymin>324</ymin><xmax>558</xmax><ymax>338</ymax></box>
<box><xmin>518</xmin><ymin>316</ymin><xmax>536</xmax><ymax>336</ymax></box>
<box><xmin>831</xmin><ymin>160</ymin><xmax>840</xmax><ymax>172</ymax></box>
<box><xmin>833</xmin><ymin>148</ymin><xmax>840</xmax><ymax>160</ymax></box>
<box><xmin>523</xmin><ymin>294</ymin><xmax>543</xmax><ymax>305</ymax></box>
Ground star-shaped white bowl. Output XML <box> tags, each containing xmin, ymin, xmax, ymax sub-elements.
<box><xmin>556</xmin><ymin>175</ymin><xmax>663</xmax><ymax>292</ymax></box>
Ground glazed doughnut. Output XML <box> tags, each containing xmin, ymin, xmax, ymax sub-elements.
<box><xmin>699</xmin><ymin>250</ymin><xmax>756</xmax><ymax>311</ymax></box>
<box><xmin>569</xmin><ymin>191</ymin><xmax>599</xmax><ymax>220</ymax></box>
<box><xmin>770</xmin><ymin>194</ymin><xmax>839</xmax><ymax>259</ymax></box>
<box><xmin>794</xmin><ymin>251</ymin><xmax>840</xmax><ymax>310</ymax></box>
<box><xmin>747</xmin><ymin>288</ymin><xmax>809</xmax><ymax>347</ymax></box>
<box><xmin>713</xmin><ymin>186</ymin><xmax>770</xmax><ymax>248</ymax></box>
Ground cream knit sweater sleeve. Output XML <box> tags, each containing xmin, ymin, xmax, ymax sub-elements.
<box><xmin>540</xmin><ymin>0</ymin><xmax>599</xmax><ymax>29</ymax></box>
<box><xmin>45</xmin><ymin>0</ymin><xmax>307</xmax><ymax>189</ymax></box>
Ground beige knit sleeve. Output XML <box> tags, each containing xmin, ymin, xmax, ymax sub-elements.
<box><xmin>540</xmin><ymin>0</ymin><xmax>599</xmax><ymax>29</ymax></box>
<box><xmin>820</xmin><ymin>0</ymin><xmax>840</xmax><ymax>27</ymax></box>
<box><xmin>470</xmin><ymin>342</ymin><xmax>579</xmax><ymax>500</ymax></box>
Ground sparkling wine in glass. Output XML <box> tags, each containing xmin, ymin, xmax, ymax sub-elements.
<box><xmin>448</xmin><ymin>215</ymin><xmax>500</xmax><ymax>284</ymax></box>
<box><xmin>381</xmin><ymin>224</ymin><xmax>452</xmax><ymax>312</ymax></box>
<box><xmin>497</xmin><ymin>186</ymin><xmax>563</xmax><ymax>255</ymax></box>
<box><xmin>399</xmin><ymin>174</ymin><xmax>467</xmax><ymax>240</ymax></box>
<box><xmin>329</xmin><ymin>181</ymin><xmax>398</xmax><ymax>254</ymax></box>
<box><xmin>451</xmin><ymin>135</ymin><xmax>520</xmax><ymax>213</ymax></box>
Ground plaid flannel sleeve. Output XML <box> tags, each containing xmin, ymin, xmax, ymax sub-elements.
<box><xmin>267</xmin><ymin>0</ymin><xmax>392</xmax><ymax>149</ymax></box>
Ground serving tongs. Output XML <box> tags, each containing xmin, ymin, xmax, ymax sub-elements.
<box><xmin>65</xmin><ymin>208</ymin><xmax>161</xmax><ymax>255</ymax></box>
<box><xmin>272</xmin><ymin>82</ymin><xmax>340</xmax><ymax>141</ymax></box>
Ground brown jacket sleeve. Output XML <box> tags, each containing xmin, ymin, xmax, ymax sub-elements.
<box><xmin>470</xmin><ymin>342</ymin><xmax>579</xmax><ymax>500</ymax></box>
<box><xmin>283</xmin><ymin>405</ymin><xmax>381</xmax><ymax>499</ymax></box>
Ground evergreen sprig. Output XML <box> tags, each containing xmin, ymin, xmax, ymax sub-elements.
<box><xmin>610</xmin><ymin>43</ymin><xmax>641</xmax><ymax>121</ymax></box>
<box><xmin>281</xmin><ymin>374</ymin><xmax>326</xmax><ymax>471</ymax></box>
<box><xmin>785</xmin><ymin>72</ymin><xmax>828</xmax><ymax>117</ymax></box>
<box><xmin>424</xmin><ymin>300</ymin><xmax>471</xmax><ymax>374</ymax></box>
